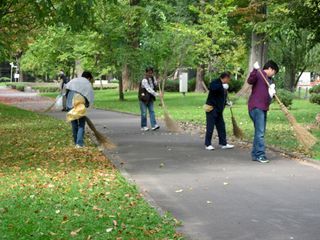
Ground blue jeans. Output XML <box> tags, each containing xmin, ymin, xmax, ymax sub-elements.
<box><xmin>71</xmin><ymin>117</ymin><xmax>86</xmax><ymax>146</ymax></box>
<box><xmin>139</xmin><ymin>101</ymin><xmax>157</xmax><ymax>128</ymax></box>
<box><xmin>249</xmin><ymin>108</ymin><xmax>267</xmax><ymax>159</ymax></box>
<box><xmin>205</xmin><ymin>109</ymin><xmax>227</xmax><ymax>146</ymax></box>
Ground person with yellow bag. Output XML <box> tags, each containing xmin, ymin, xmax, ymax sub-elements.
<box><xmin>204</xmin><ymin>72</ymin><xmax>234</xmax><ymax>151</ymax></box>
<box><xmin>65</xmin><ymin>71</ymin><xmax>94</xmax><ymax>148</ymax></box>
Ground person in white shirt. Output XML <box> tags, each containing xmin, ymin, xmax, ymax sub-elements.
<box><xmin>138</xmin><ymin>67</ymin><xmax>161</xmax><ymax>131</ymax></box>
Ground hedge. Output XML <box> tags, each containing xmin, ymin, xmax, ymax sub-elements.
<box><xmin>276</xmin><ymin>89</ymin><xmax>293</xmax><ymax>108</ymax></box>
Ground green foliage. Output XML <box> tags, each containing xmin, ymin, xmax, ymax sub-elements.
<box><xmin>310</xmin><ymin>94</ymin><xmax>320</xmax><ymax>105</ymax></box>
<box><xmin>32</xmin><ymin>86</ymin><xmax>60</xmax><ymax>93</ymax></box>
<box><xmin>0</xmin><ymin>77</ymin><xmax>10</xmax><ymax>82</ymax></box>
<box><xmin>310</xmin><ymin>85</ymin><xmax>320</xmax><ymax>94</ymax></box>
<box><xmin>276</xmin><ymin>89</ymin><xmax>294</xmax><ymax>107</ymax></box>
<box><xmin>6</xmin><ymin>83</ymin><xmax>25</xmax><ymax>91</ymax></box>
<box><xmin>229</xmin><ymin>80</ymin><xmax>243</xmax><ymax>93</ymax></box>
<box><xmin>163</xmin><ymin>79</ymin><xmax>196</xmax><ymax>92</ymax></box>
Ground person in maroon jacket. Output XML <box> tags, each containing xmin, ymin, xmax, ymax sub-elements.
<box><xmin>248</xmin><ymin>60</ymin><xmax>279</xmax><ymax>163</ymax></box>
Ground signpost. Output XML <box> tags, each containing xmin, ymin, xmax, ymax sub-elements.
<box><xmin>179</xmin><ymin>71</ymin><xmax>188</xmax><ymax>96</ymax></box>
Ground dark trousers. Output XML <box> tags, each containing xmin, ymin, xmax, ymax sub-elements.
<box><xmin>205</xmin><ymin>109</ymin><xmax>227</xmax><ymax>146</ymax></box>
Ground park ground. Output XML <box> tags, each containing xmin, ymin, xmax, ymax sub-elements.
<box><xmin>44</xmin><ymin>89</ymin><xmax>320</xmax><ymax>160</ymax></box>
<box><xmin>0</xmin><ymin>102</ymin><xmax>181</xmax><ymax>239</ymax></box>
<box><xmin>1</xmin><ymin>87</ymin><xmax>320</xmax><ymax>240</ymax></box>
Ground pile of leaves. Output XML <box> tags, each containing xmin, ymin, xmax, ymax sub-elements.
<box><xmin>0</xmin><ymin>104</ymin><xmax>182</xmax><ymax>240</ymax></box>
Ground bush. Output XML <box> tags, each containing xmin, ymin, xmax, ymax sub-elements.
<box><xmin>110</xmin><ymin>79</ymin><xmax>119</xmax><ymax>84</ymax></box>
<box><xmin>309</xmin><ymin>85</ymin><xmax>320</xmax><ymax>94</ymax></box>
<box><xmin>0</xmin><ymin>77</ymin><xmax>11</xmax><ymax>82</ymax></box>
<box><xmin>310</xmin><ymin>93</ymin><xmax>320</xmax><ymax>105</ymax></box>
<box><xmin>188</xmin><ymin>78</ymin><xmax>196</xmax><ymax>92</ymax></box>
<box><xmin>276</xmin><ymin>89</ymin><xmax>293</xmax><ymax>108</ymax></box>
<box><xmin>164</xmin><ymin>79</ymin><xmax>179</xmax><ymax>92</ymax></box>
<box><xmin>16</xmin><ymin>85</ymin><xmax>25</xmax><ymax>91</ymax></box>
<box><xmin>32</xmin><ymin>86</ymin><xmax>60</xmax><ymax>93</ymax></box>
<box><xmin>229</xmin><ymin>80</ymin><xmax>243</xmax><ymax>93</ymax></box>
<box><xmin>6</xmin><ymin>83</ymin><xmax>25</xmax><ymax>91</ymax></box>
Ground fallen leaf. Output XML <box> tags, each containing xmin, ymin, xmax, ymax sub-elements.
<box><xmin>175</xmin><ymin>189</ymin><xmax>183</xmax><ymax>193</ymax></box>
<box><xmin>70</xmin><ymin>228</ymin><xmax>82</xmax><ymax>237</ymax></box>
<box><xmin>106</xmin><ymin>228</ymin><xmax>113</xmax><ymax>233</ymax></box>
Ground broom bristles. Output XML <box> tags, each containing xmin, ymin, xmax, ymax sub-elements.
<box><xmin>163</xmin><ymin>108</ymin><xmax>181</xmax><ymax>133</ymax></box>
<box><xmin>257</xmin><ymin>69</ymin><xmax>317</xmax><ymax>149</ymax></box>
<box><xmin>43</xmin><ymin>100</ymin><xmax>57</xmax><ymax>112</ymax></box>
<box><xmin>159</xmin><ymin>91</ymin><xmax>181</xmax><ymax>133</ymax></box>
<box><xmin>278</xmin><ymin>102</ymin><xmax>317</xmax><ymax>148</ymax></box>
<box><xmin>231</xmin><ymin>116</ymin><xmax>244</xmax><ymax>139</ymax></box>
<box><xmin>84</xmin><ymin>116</ymin><xmax>116</xmax><ymax>150</ymax></box>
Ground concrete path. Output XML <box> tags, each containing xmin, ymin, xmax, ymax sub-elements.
<box><xmin>1</xmin><ymin>88</ymin><xmax>320</xmax><ymax>240</ymax></box>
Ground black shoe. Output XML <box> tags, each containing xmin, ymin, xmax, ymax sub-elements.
<box><xmin>252</xmin><ymin>157</ymin><xmax>269</xmax><ymax>163</ymax></box>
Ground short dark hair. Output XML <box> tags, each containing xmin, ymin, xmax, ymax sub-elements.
<box><xmin>82</xmin><ymin>71</ymin><xmax>93</xmax><ymax>80</ymax></box>
<box><xmin>145</xmin><ymin>67</ymin><xmax>154</xmax><ymax>73</ymax></box>
<box><xmin>220</xmin><ymin>71</ymin><xmax>231</xmax><ymax>79</ymax></box>
<box><xmin>263</xmin><ymin>60</ymin><xmax>279</xmax><ymax>73</ymax></box>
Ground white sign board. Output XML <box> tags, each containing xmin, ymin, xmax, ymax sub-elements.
<box><xmin>179</xmin><ymin>72</ymin><xmax>188</xmax><ymax>93</ymax></box>
<box><xmin>14</xmin><ymin>73</ymin><xmax>20</xmax><ymax>79</ymax></box>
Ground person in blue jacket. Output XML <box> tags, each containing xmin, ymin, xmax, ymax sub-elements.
<box><xmin>205</xmin><ymin>72</ymin><xmax>234</xmax><ymax>150</ymax></box>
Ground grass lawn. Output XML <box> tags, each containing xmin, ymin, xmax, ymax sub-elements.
<box><xmin>43</xmin><ymin>90</ymin><xmax>320</xmax><ymax>160</ymax></box>
<box><xmin>0</xmin><ymin>104</ymin><xmax>181</xmax><ymax>239</ymax></box>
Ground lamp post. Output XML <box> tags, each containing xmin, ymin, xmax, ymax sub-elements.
<box><xmin>9</xmin><ymin>62</ymin><xmax>17</xmax><ymax>82</ymax></box>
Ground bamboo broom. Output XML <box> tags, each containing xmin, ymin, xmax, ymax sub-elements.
<box><xmin>257</xmin><ymin>69</ymin><xmax>317</xmax><ymax>149</ymax></box>
<box><xmin>229</xmin><ymin>106</ymin><xmax>244</xmax><ymax>139</ymax></box>
<box><xmin>84</xmin><ymin>116</ymin><xmax>116</xmax><ymax>150</ymax></box>
<box><xmin>158</xmin><ymin>82</ymin><xmax>181</xmax><ymax>133</ymax></box>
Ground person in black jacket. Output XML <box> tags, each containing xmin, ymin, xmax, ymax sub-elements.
<box><xmin>205</xmin><ymin>72</ymin><xmax>234</xmax><ymax>150</ymax></box>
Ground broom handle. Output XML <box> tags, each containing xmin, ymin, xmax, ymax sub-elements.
<box><xmin>227</xmin><ymin>96</ymin><xmax>234</xmax><ymax>117</ymax></box>
<box><xmin>158</xmin><ymin>81</ymin><xmax>166</xmax><ymax>108</ymax></box>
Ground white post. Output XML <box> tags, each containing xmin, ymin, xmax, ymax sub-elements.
<box><xmin>9</xmin><ymin>62</ymin><xmax>13</xmax><ymax>82</ymax></box>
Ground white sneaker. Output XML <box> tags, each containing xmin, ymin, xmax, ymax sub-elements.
<box><xmin>151</xmin><ymin>125</ymin><xmax>160</xmax><ymax>131</ymax></box>
<box><xmin>141</xmin><ymin>127</ymin><xmax>149</xmax><ymax>131</ymax></box>
<box><xmin>75</xmin><ymin>144</ymin><xmax>83</xmax><ymax>149</ymax></box>
<box><xmin>205</xmin><ymin>145</ymin><xmax>215</xmax><ymax>151</ymax></box>
<box><xmin>220</xmin><ymin>144</ymin><xmax>234</xmax><ymax>149</ymax></box>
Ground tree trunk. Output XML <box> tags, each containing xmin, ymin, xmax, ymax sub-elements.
<box><xmin>237</xmin><ymin>32</ymin><xmax>268</xmax><ymax>97</ymax></box>
<box><xmin>75</xmin><ymin>59</ymin><xmax>83</xmax><ymax>77</ymax></box>
<box><xmin>122</xmin><ymin>64</ymin><xmax>130</xmax><ymax>91</ymax></box>
<box><xmin>195</xmin><ymin>65</ymin><xmax>207</xmax><ymax>93</ymax></box>
<box><xmin>284</xmin><ymin>64</ymin><xmax>296</xmax><ymax>92</ymax></box>
<box><xmin>119</xmin><ymin>78</ymin><xmax>124</xmax><ymax>101</ymax></box>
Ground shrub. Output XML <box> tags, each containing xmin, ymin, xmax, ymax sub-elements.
<box><xmin>164</xmin><ymin>79</ymin><xmax>179</xmax><ymax>92</ymax></box>
<box><xmin>309</xmin><ymin>85</ymin><xmax>320</xmax><ymax>94</ymax></box>
<box><xmin>32</xmin><ymin>86</ymin><xmax>60</xmax><ymax>93</ymax></box>
<box><xmin>188</xmin><ymin>78</ymin><xmax>196</xmax><ymax>92</ymax></box>
<box><xmin>310</xmin><ymin>93</ymin><xmax>320</xmax><ymax>105</ymax></box>
<box><xmin>0</xmin><ymin>77</ymin><xmax>11</xmax><ymax>82</ymax></box>
<box><xmin>110</xmin><ymin>79</ymin><xmax>119</xmax><ymax>84</ymax></box>
<box><xmin>229</xmin><ymin>80</ymin><xmax>243</xmax><ymax>93</ymax></box>
<box><xmin>6</xmin><ymin>83</ymin><xmax>25</xmax><ymax>91</ymax></box>
<box><xmin>276</xmin><ymin>89</ymin><xmax>293</xmax><ymax>108</ymax></box>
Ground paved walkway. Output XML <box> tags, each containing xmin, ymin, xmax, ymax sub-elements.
<box><xmin>1</xmin><ymin>88</ymin><xmax>320</xmax><ymax>240</ymax></box>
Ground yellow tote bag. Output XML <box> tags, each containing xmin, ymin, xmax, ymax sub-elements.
<box><xmin>66</xmin><ymin>94</ymin><xmax>87</xmax><ymax>122</ymax></box>
<box><xmin>203</xmin><ymin>104</ymin><xmax>214</xmax><ymax>113</ymax></box>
